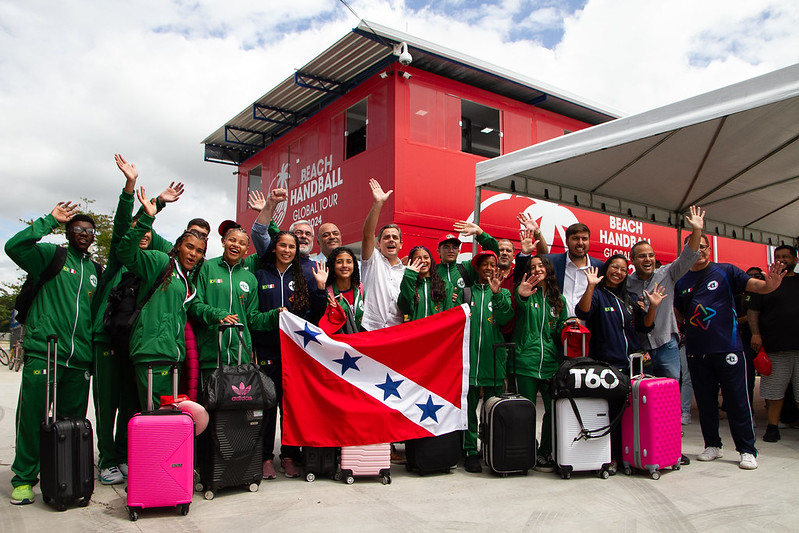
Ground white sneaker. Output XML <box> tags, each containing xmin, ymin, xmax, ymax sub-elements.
<box><xmin>99</xmin><ymin>466</ymin><xmax>124</xmax><ymax>485</ymax></box>
<box><xmin>696</xmin><ymin>447</ymin><xmax>723</xmax><ymax>461</ymax></box>
<box><xmin>118</xmin><ymin>463</ymin><xmax>128</xmax><ymax>478</ymax></box>
<box><xmin>739</xmin><ymin>453</ymin><xmax>758</xmax><ymax>470</ymax></box>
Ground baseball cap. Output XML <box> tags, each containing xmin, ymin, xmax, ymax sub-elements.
<box><xmin>438</xmin><ymin>233</ymin><xmax>461</xmax><ymax>247</ymax></box>
<box><xmin>471</xmin><ymin>250</ymin><xmax>498</xmax><ymax>269</ymax></box>
<box><xmin>218</xmin><ymin>219</ymin><xmax>242</xmax><ymax>237</ymax></box>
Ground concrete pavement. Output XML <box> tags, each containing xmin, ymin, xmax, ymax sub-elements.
<box><xmin>1</xmin><ymin>366</ymin><xmax>798</xmax><ymax>532</ymax></box>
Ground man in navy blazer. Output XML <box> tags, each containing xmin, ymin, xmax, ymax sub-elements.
<box><xmin>516</xmin><ymin>222</ymin><xmax>603</xmax><ymax>316</ymax></box>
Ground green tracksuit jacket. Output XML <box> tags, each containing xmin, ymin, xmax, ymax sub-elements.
<box><xmin>188</xmin><ymin>255</ymin><xmax>279</xmax><ymax>370</ymax></box>
<box><xmin>468</xmin><ymin>284</ymin><xmax>513</xmax><ymax>387</ymax></box>
<box><xmin>436</xmin><ymin>232</ymin><xmax>499</xmax><ymax>300</ymax></box>
<box><xmin>397</xmin><ymin>269</ymin><xmax>456</xmax><ymax>321</ymax></box>
<box><xmin>5</xmin><ymin>213</ymin><xmax>99</xmax><ymax>370</ymax></box>
<box><xmin>511</xmin><ymin>288</ymin><xmax>569</xmax><ymax>380</ymax></box>
<box><xmin>116</xmin><ymin>213</ymin><xmax>195</xmax><ymax>364</ymax></box>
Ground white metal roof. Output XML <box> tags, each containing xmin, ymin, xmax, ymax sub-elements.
<box><xmin>475</xmin><ymin>63</ymin><xmax>799</xmax><ymax>246</ymax></box>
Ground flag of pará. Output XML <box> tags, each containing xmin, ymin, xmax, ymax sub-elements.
<box><xmin>279</xmin><ymin>304</ymin><xmax>470</xmax><ymax>446</ymax></box>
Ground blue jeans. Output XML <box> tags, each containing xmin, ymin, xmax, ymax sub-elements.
<box><xmin>650</xmin><ymin>334</ymin><xmax>681</xmax><ymax>381</ymax></box>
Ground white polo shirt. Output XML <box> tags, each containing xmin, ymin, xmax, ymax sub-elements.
<box><xmin>361</xmin><ymin>249</ymin><xmax>405</xmax><ymax>330</ymax></box>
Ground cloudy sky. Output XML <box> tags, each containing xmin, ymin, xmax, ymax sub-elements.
<box><xmin>1</xmin><ymin>0</ymin><xmax>797</xmax><ymax>284</ymax></box>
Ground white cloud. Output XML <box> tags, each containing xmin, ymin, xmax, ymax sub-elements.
<box><xmin>1</xmin><ymin>0</ymin><xmax>796</xmax><ymax>286</ymax></box>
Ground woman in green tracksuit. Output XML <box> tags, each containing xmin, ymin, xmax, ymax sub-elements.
<box><xmin>5</xmin><ymin>202</ymin><xmax>100</xmax><ymax>505</ymax></box>
<box><xmin>188</xmin><ymin>222</ymin><xmax>280</xmax><ymax>387</ymax></box>
<box><xmin>117</xmin><ymin>187</ymin><xmax>207</xmax><ymax>409</ymax></box>
<box><xmin>398</xmin><ymin>245</ymin><xmax>456</xmax><ymax>321</ymax></box>
<box><xmin>511</xmin><ymin>255</ymin><xmax>569</xmax><ymax>473</ymax></box>
<box><xmin>463</xmin><ymin>250</ymin><xmax>513</xmax><ymax>474</ymax></box>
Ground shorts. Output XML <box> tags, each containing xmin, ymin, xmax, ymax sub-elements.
<box><xmin>759</xmin><ymin>351</ymin><xmax>799</xmax><ymax>400</ymax></box>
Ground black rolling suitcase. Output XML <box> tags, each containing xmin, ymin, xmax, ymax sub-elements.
<box><xmin>302</xmin><ymin>447</ymin><xmax>339</xmax><ymax>482</ymax></box>
<box><xmin>405</xmin><ymin>431</ymin><xmax>462</xmax><ymax>475</ymax></box>
<box><xmin>480</xmin><ymin>343</ymin><xmax>536</xmax><ymax>476</ymax></box>
<box><xmin>39</xmin><ymin>335</ymin><xmax>94</xmax><ymax>510</ymax></box>
<box><xmin>198</xmin><ymin>323</ymin><xmax>276</xmax><ymax>499</ymax></box>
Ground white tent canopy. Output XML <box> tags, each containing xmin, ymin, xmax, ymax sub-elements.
<box><xmin>475</xmin><ymin>63</ymin><xmax>799</xmax><ymax>246</ymax></box>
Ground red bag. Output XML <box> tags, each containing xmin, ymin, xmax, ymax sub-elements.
<box><xmin>561</xmin><ymin>320</ymin><xmax>590</xmax><ymax>358</ymax></box>
<box><xmin>754</xmin><ymin>347</ymin><xmax>772</xmax><ymax>376</ymax></box>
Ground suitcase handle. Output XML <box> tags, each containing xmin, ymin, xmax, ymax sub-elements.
<box><xmin>44</xmin><ymin>335</ymin><xmax>58</xmax><ymax>425</ymax></box>
<box><xmin>629</xmin><ymin>352</ymin><xmax>645</xmax><ymax>380</ymax></box>
<box><xmin>146</xmin><ymin>361</ymin><xmax>180</xmax><ymax>411</ymax></box>
<box><xmin>217</xmin><ymin>323</ymin><xmax>248</xmax><ymax>367</ymax></box>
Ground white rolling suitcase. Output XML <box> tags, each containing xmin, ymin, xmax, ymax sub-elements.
<box><xmin>552</xmin><ymin>397</ymin><xmax>612</xmax><ymax>479</ymax></box>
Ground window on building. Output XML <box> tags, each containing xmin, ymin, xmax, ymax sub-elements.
<box><xmin>461</xmin><ymin>100</ymin><xmax>500</xmax><ymax>158</ymax></box>
<box><xmin>247</xmin><ymin>165</ymin><xmax>262</xmax><ymax>195</ymax></box>
<box><xmin>345</xmin><ymin>99</ymin><xmax>367</xmax><ymax>159</ymax></box>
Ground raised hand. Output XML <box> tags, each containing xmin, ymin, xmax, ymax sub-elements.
<box><xmin>327</xmin><ymin>293</ymin><xmax>340</xmax><ymax>310</ymax></box>
<box><xmin>519</xmin><ymin>228</ymin><xmax>540</xmax><ymax>255</ymax></box>
<box><xmin>247</xmin><ymin>190</ymin><xmax>266</xmax><ymax>211</ymax></box>
<box><xmin>51</xmin><ymin>201</ymin><xmax>79</xmax><ymax>224</ymax></box>
<box><xmin>685</xmin><ymin>205</ymin><xmax>705</xmax><ymax>232</ymax></box>
<box><xmin>763</xmin><ymin>261</ymin><xmax>786</xmax><ymax>292</ymax></box>
<box><xmin>643</xmin><ymin>282</ymin><xmax>667</xmax><ymax>308</ymax></box>
<box><xmin>115</xmin><ymin>154</ymin><xmax>138</xmax><ymax>182</ymax></box>
<box><xmin>312</xmin><ymin>260</ymin><xmax>328</xmax><ymax>289</ymax></box>
<box><xmin>453</xmin><ymin>220</ymin><xmax>482</xmax><ymax>237</ymax></box>
<box><xmin>159</xmin><ymin>182</ymin><xmax>185</xmax><ymax>204</ymax></box>
<box><xmin>488</xmin><ymin>268</ymin><xmax>507</xmax><ymax>293</ymax></box>
<box><xmin>408</xmin><ymin>256</ymin><xmax>423</xmax><ymax>273</ymax></box>
<box><xmin>517</xmin><ymin>212</ymin><xmax>540</xmax><ymax>232</ymax></box>
<box><xmin>583</xmin><ymin>266</ymin><xmax>603</xmax><ymax>287</ymax></box>
<box><xmin>369</xmin><ymin>178</ymin><xmax>393</xmax><ymax>204</ymax></box>
<box><xmin>136</xmin><ymin>187</ymin><xmax>157</xmax><ymax>217</ymax></box>
<box><xmin>517</xmin><ymin>272</ymin><xmax>538</xmax><ymax>298</ymax></box>
<box><xmin>269</xmin><ymin>188</ymin><xmax>288</xmax><ymax>204</ymax></box>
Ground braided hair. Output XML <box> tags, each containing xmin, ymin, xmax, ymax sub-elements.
<box><xmin>166</xmin><ymin>228</ymin><xmax>207</xmax><ymax>287</ymax></box>
<box><xmin>408</xmin><ymin>246</ymin><xmax>446</xmax><ymax>305</ymax></box>
<box><xmin>262</xmin><ymin>231</ymin><xmax>310</xmax><ymax>314</ymax></box>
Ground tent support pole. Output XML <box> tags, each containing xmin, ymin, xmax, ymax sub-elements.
<box><xmin>473</xmin><ymin>185</ymin><xmax>482</xmax><ymax>256</ymax></box>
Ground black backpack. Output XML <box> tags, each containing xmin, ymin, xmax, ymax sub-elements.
<box><xmin>102</xmin><ymin>263</ymin><xmax>173</xmax><ymax>339</ymax></box>
<box><xmin>15</xmin><ymin>247</ymin><xmax>102</xmax><ymax>324</ymax></box>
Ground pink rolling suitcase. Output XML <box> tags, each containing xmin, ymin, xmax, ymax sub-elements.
<box><xmin>621</xmin><ymin>354</ymin><xmax>682</xmax><ymax>479</ymax></box>
<box><xmin>339</xmin><ymin>443</ymin><xmax>391</xmax><ymax>485</ymax></box>
<box><xmin>126</xmin><ymin>363</ymin><xmax>194</xmax><ymax>521</ymax></box>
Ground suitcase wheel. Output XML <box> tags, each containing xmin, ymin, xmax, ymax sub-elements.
<box><xmin>204</xmin><ymin>490</ymin><xmax>215</xmax><ymax>501</ymax></box>
<box><xmin>381</xmin><ymin>475</ymin><xmax>391</xmax><ymax>485</ymax></box>
<box><xmin>57</xmin><ymin>504</ymin><xmax>67</xmax><ymax>512</ymax></box>
<box><xmin>650</xmin><ymin>470</ymin><xmax>661</xmax><ymax>481</ymax></box>
<box><xmin>333</xmin><ymin>471</ymin><xmax>343</xmax><ymax>482</ymax></box>
<box><xmin>194</xmin><ymin>481</ymin><xmax>204</xmax><ymax>493</ymax></box>
<box><xmin>248</xmin><ymin>482</ymin><xmax>260</xmax><ymax>492</ymax></box>
<box><xmin>600</xmin><ymin>470</ymin><xmax>610</xmax><ymax>479</ymax></box>
<box><xmin>79</xmin><ymin>497</ymin><xmax>90</xmax><ymax>507</ymax></box>
<box><xmin>306</xmin><ymin>472</ymin><xmax>316</xmax><ymax>482</ymax></box>
<box><xmin>561</xmin><ymin>472</ymin><xmax>570</xmax><ymax>480</ymax></box>
<box><xmin>672</xmin><ymin>464</ymin><xmax>680</xmax><ymax>471</ymax></box>
<box><xmin>345</xmin><ymin>475</ymin><xmax>355</xmax><ymax>485</ymax></box>
<box><xmin>180</xmin><ymin>503</ymin><xmax>190</xmax><ymax>515</ymax></box>
<box><xmin>624</xmin><ymin>465</ymin><xmax>633</xmax><ymax>476</ymax></box>
<box><xmin>43</xmin><ymin>495</ymin><xmax>51</xmax><ymax>504</ymax></box>
<box><xmin>127</xmin><ymin>506</ymin><xmax>139</xmax><ymax>521</ymax></box>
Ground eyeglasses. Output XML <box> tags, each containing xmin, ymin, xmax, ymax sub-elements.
<box><xmin>69</xmin><ymin>226</ymin><xmax>96</xmax><ymax>236</ymax></box>
<box><xmin>293</xmin><ymin>230</ymin><xmax>313</xmax><ymax>238</ymax></box>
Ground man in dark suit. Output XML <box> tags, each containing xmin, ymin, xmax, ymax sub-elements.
<box><xmin>516</xmin><ymin>222</ymin><xmax>603</xmax><ymax>317</ymax></box>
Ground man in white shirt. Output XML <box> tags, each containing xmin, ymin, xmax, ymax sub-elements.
<box><xmin>541</xmin><ymin>223</ymin><xmax>603</xmax><ymax>316</ymax></box>
<box><xmin>360</xmin><ymin>178</ymin><xmax>406</xmax><ymax>331</ymax></box>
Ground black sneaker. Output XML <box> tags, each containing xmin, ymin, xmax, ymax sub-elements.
<box><xmin>464</xmin><ymin>454</ymin><xmax>482</xmax><ymax>473</ymax></box>
<box><xmin>763</xmin><ymin>424</ymin><xmax>781</xmax><ymax>442</ymax></box>
<box><xmin>680</xmin><ymin>454</ymin><xmax>691</xmax><ymax>466</ymax></box>
<box><xmin>534</xmin><ymin>454</ymin><xmax>555</xmax><ymax>473</ymax></box>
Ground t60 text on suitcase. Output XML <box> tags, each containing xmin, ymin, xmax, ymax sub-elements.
<box><xmin>405</xmin><ymin>431</ymin><xmax>461</xmax><ymax>475</ymax></box>
<box><xmin>126</xmin><ymin>363</ymin><xmax>194</xmax><ymax>521</ymax></box>
<box><xmin>621</xmin><ymin>354</ymin><xmax>682</xmax><ymax>479</ymax></box>
<box><xmin>339</xmin><ymin>443</ymin><xmax>391</xmax><ymax>484</ymax></box>
<box><xmin>39</xmin><ymin>335</ymin><xmax>94</xmax><ymax>511</ymax></box>
<box><xmin>199</xmin><ymin>323</ymin><xmax>276</xmax><ymax>498</ymax></box>
<box><xmin>480</xmin><ymin>343</ymin><xmax>536</xmax><ymax>476</ymax></box>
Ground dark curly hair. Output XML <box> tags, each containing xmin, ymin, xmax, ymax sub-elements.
<box><xmin>523</xmin><ymin>255</ymin><xmax>564</xmax><ymax>316</ymax></box>
<box><xmin>262</xmin><ymin>231</ymin><xmax>310</xmax><ymax>314</ymax></box>
<box><xmin>325</xmin><ymin>247</ymin><xmax>360</xmax><ymax>289</ymax></box>
<box><xmin>166</xmin><ymin>228</ymin><xmax>207</xmax><ymax>287</ymax></box>
<box><xmin>409</xmin><ymin>246</ymin><xmax>446</xmax><ymax>305</ymax></box>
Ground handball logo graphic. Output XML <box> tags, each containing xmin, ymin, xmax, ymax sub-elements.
<box><xmin>464</xmin><ymin>194</ymin><xmax>579</xmax><ymax>259</ymax></box>
<box><xmin>268</xmin><ymin>163</ymin><xmax>290</xmax><ymax>227</ymax></box>
<box><xmin>231</xmin><ymin>382</ymin><xmax>253</xmax><ymax>402</ymax></box>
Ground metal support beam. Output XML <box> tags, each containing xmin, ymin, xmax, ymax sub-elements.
<box><xmin>252</xmin><ymin>104</ymin><xmax>304</xmax><ymax>126</ymax></box>
<box><xmin>224</xmin><ymin>126</ymin><xmax>268</xmax><ymax>148</ymax></box>
<box><xmin>294</xmin><ymin>72</ymin><xmax>346</xmax><ymax>94</ymax></box>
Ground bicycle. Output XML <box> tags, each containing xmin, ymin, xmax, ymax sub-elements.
<box><xmin>0</xmin><ymin>344</ymin><xmax>8</xmax><ymax>367</ymax></box>
<box><xmin>9</xmin><ymin>340</ymin><xmax>23</xmax><ymax>371</ymax></box>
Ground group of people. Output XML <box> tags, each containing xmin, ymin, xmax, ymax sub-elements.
<box><xmin>5</xmin><ymin>159</ymin><xmax>794</xmax><ymax>505</ymax></box>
